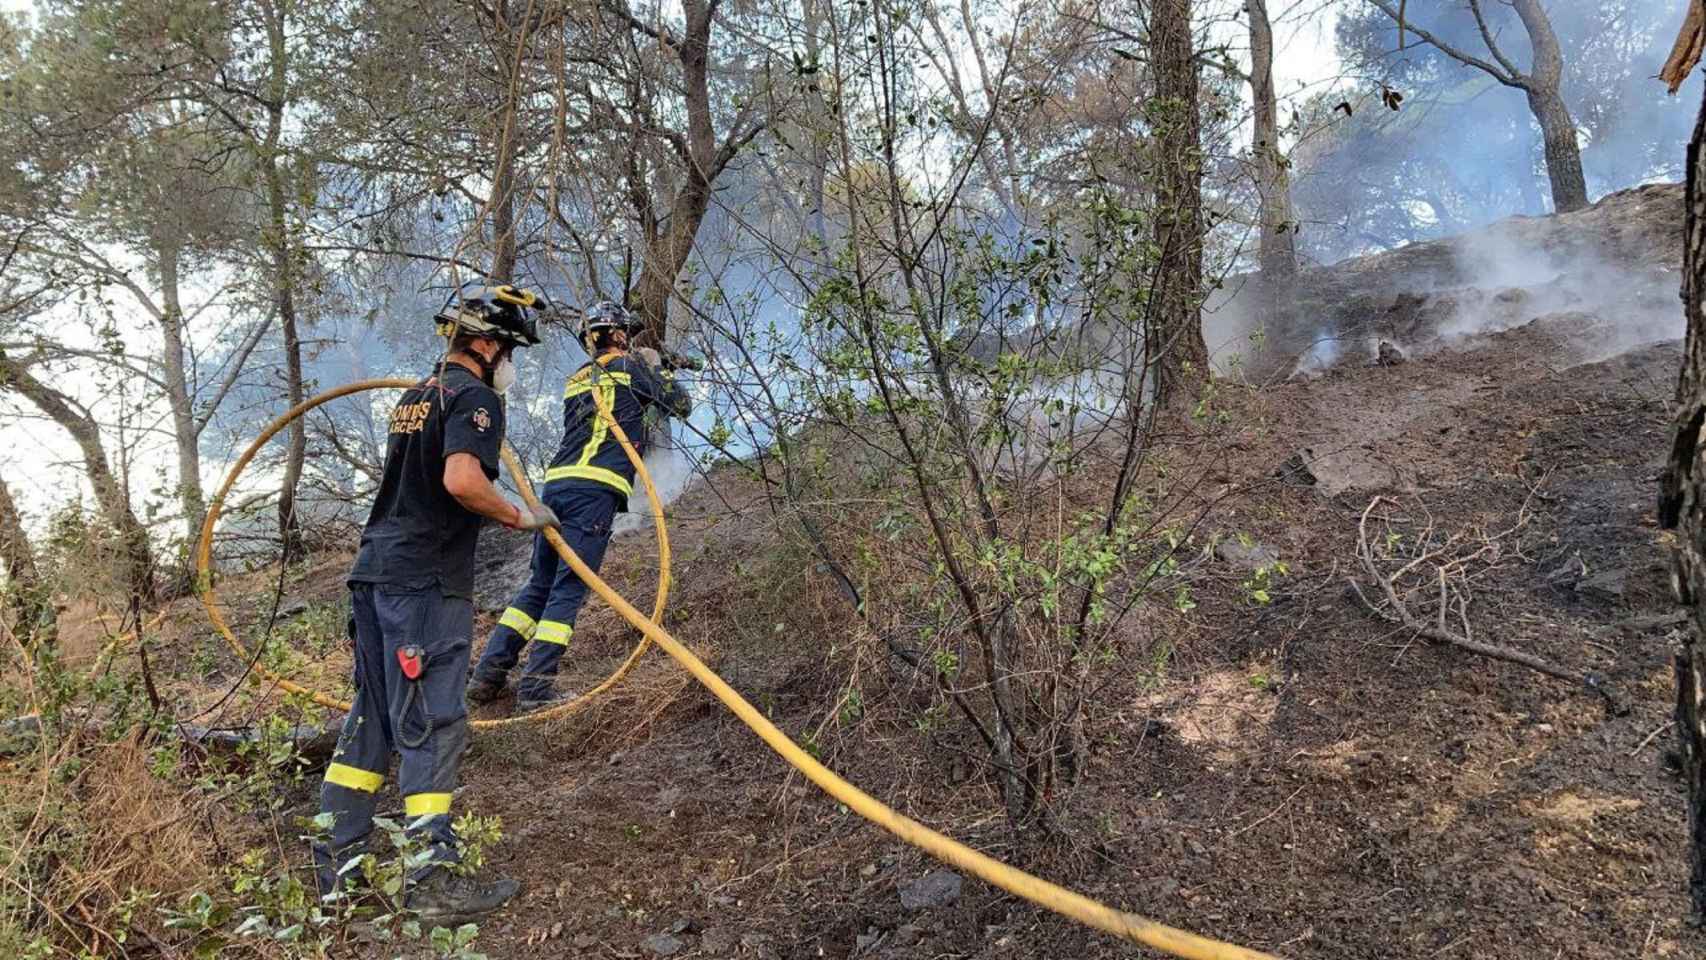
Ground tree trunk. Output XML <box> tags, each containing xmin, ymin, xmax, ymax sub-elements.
<box><xmin>487</xmin><ymin>0</ymin><xmax>522</xmax><ymax>284</ymax></box>
<box><xmin>1513</xmin><ymin>0</ymin><xmax>1587</xmax><ymax>213</ymax></box>
<box><xmin>801</xmin><ymin>0</ymin><xmax>832</xmax><ymax>253</ymax></box>
<box><xmin>487</xmin><ymin>101</ymin><xmax>519</xmax><ymax>284</ymax></box>
<box><xmin>275</xmin><ymin>270</ymin><xmax>307</xmax><ymax>557</ymax></box>
<box><xmin>0</xmin><ymin>354</ymin><xmax>155</xmax><ymax>603</ymax></box>
<box><xmin>155</xmin><ymin>240</ymin><xmax>207</xmax><ymax>550</ymax></box>
<box><xmin>1528</xmin><ymin>87</ymin><xmax>1589</xmax><ymax>213</ymax></box>
<box><xmin>0</xmin><ymin>476</ymin><xmax>51</xmax><ymax>641</ymax></box>
<box><xmin>1148</xmin><ymin>0</ymin><xmax>1209</xmax><ymax>406</ymax></box>
<box><xmin>489</xmin><ymin>169</ymin><xmax>518</xmax><ymax>283</ymax></box>
<box><xmin>1246</xmin><ymin>0</ymin><xmax>1295</xmax><ymax>278</ymax></box>
<box><xmin>632</xmin><ymin>186</ymin><xmax>711</xmax><ymax>345</ymax></box>
<box><xmin>1659</xmin><ymin>73</ymin><xmax>1706</xmax><ymax>922</ymax></box>
<box><xmin>261</xmin><ymin>0</ymin><xmax>307</xmax><ymax>559</ymax></box>
<box><xmin>628</xmin><ymin>0</ymin><xmax>723</xmax><ymax>346</ymax></box>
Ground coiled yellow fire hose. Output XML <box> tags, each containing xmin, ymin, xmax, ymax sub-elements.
<box><xmin>194</xmin><ymin>376</ymin><xmax>666</xmax><ymax>729</ymax></box>
<box><xmin>196</xmin><ymin>379</ymin><xmax>1280</xmax><ymax>960</ymax></box>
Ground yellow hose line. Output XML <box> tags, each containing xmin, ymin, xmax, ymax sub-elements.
<box><xmin>193</xmin><ymin>376</ymin><xmax>667</xmax><ymax>727</ymax></box>
<box><xmin>494</xmin><ymin>443</ymin><xmax>1280</xmax><ymax>959</ymax></box>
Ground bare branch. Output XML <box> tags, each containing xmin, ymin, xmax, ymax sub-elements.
<box><xmin>17</xmin><ymin>237</ymin><xmax>164</xmax><ymax>320</ymax></box>
<box><xmin>193</xmin><ymin>312</ymin><xmax>276</xmax><ymax>436</ymax></box>
<box><xmin>0</xmin><ymin>342</ymin><xmax>168</xmax><ymax>391</ymax></box>
<box><xmin>601</xmin><ymin>0</ymin><xmax>681</xmax><ymax>51</ymax></box>
<box><xmin>1466</xmin><ymin>0</ymin><xmax>1525</xmax><ymax>82</ymax></box>
<box><xmin>1660</xmin><ymin>0</ymin><xmax>1705</xmax><ymax>94</ymax></box>
<box><xmin>1363</xmin><ymin>0</ymin><xmax>1525</xmax><ymax>89</ymax></box>
<box><xmin>710</xmin><ymin>120</ymin><xmax>766</xmax><ymax>180</ymax></box>
<box><xmin>303</xmin><ymin>244</ymin><xmax>486</xmax><ymax>274</ymax></box>
<box><xmin>1350</xmin><ymin>495</ymin><xmax>1624</xmax><ymax>712</ymax></box>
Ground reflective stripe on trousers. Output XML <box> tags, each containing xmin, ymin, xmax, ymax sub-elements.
<box><xmin>315</xmin><ymin>584</ymin><xmax>472</xmax><ymax>882</ymax></box>
<box><xmin>472</xmin><ymin>483</ymin><xmax>620</xmax><ymax>699</ymax></box>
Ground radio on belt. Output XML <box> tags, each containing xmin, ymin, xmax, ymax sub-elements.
<box><xmin>397</xmin><ymin>644</ymin><xmax>426</xmax><ymax>680</ymax></box>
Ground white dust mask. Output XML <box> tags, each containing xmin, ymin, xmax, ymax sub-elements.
<box><xmin>491</xmin><ymin>356</ymin><xmax>517</xmax><ymax>394</ymax></box>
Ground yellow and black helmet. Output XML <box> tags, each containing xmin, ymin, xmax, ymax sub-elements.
<box><xmin>434</xmin><ymin>283</ymin><xmax>543</xmax><ymax>346</ymax></box>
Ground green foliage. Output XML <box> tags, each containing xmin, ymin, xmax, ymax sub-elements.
<box><xmin>259</xmin><ymin>603</ymin><xmax>346</xmax><ymax>684</ymax></box>
<box><xmin>161</xmin><ymin>812</ymin><xmax>501</xmax><ymax>959</ymax></box>
<box><xmin>759</xmin><ymin>136</ymin><xmax>1235</xmax><ymax>829</ymax></box>
<box><xmin>1241</xmin><ymin>559</ymin><xmax>1289</xmax><ymax>606</ymax></box>
<box><xmin>837</xmin><ymin>686</ymin><xmax>864</xmax><ymax>725</ymax></box>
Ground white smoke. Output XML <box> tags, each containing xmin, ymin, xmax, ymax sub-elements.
<box><xmin>612</xmin><ymin>425</ymin><xmax>700</xmax><ymax>536</ymax></box>
<box><xmin>1287</xmin><ymin>334</ymin><xmax>1345</xmax><ymax>379</ymax></box>
<box><xmin>1425</xmin><ymin>207</ymin><xmax>1682</xmax><ymax>365</ymax></box>
<box><xmin>1208</xmin><ymin>184</ymin><xmax>1683</xmax><ymax>380</ymax></box>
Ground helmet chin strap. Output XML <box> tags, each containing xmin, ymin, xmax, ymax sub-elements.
<box><xmin>448</xmin><ymin>328</ymin><xmax>500</xmax><ymax>386</ymax></box>
<box><xmin>469</xmin><ymin>346</ymin><xmax>503</xmax><ymax>386</ymax></box>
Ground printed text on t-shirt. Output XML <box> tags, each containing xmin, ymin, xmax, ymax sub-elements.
<box><xmin>389</xmin><ymin>400</ymin><xmax>434</xmax><ymax>436</ymax></box>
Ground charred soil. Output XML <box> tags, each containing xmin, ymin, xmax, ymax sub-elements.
<box><xmin>103</xmin><ymin>188</ymin><xmax>1703</xmax><ymax>959</ymax></box>
<box><xmin>162</xmin><ymin>326</ymin><xmax>1691</xmax><ymax>960</ymax></box>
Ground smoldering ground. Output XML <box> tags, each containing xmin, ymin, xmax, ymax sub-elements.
<box><xmin>1204</xmin><ymin>183</ymin><xmax>1684</xmax><ymax>381</ymax></box>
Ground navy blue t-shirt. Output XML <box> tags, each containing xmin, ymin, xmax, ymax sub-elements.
<box><xmin>349</xmin><ymin>363</ymin><xmax>504</xmax><ymax>598</ymax></box>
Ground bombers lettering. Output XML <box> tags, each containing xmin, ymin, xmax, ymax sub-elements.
<box><xmin>389</xmin><ymin>400</ymin><xmax>433</xmax><ymax>436</ymax></box>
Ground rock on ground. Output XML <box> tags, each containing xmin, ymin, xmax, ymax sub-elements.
<box><xmin>643</xmin><ymin>932</ymin><xmax>688</xmax><ymax>956</ymax></box>
<box><xmin>898</xmin><ymin>869</ymin><xmax>963</xmax><ymax>910</ymax></box>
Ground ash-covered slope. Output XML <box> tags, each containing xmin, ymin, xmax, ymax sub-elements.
<box><xmin>1210</xmin><ymin>183</ymin><xmax>1684</xmax><ymax>376</ymax></box>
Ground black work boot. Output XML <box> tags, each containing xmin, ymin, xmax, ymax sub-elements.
<box><xmin>465</xmin><ymin>672</ymin><xmax>508</xmax><ymax>706</ymax></box>
<box><xmin>514</xmin><ymin>685</ymin><xmax>570</xmax><ymax>714</ymax></box>
<box><xmin>405</xmin><ymin>867</ymin><xmax>520</xmax><ymax>922</ymax></box>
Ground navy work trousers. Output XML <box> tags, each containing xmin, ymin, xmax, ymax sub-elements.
<box><xmin>473</xmin><ymin>483</ymin><xmax>620</xmax><ymax>699</ymax></box>
<box><xmin>315</xmin><ymin>583</ymin><xmax>472</xmax><ymax>887</ymax></box>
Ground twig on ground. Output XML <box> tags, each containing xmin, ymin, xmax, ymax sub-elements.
<box><xmin>1226</xmin><ymin>785</ymin><xmax>1305</xmax><ymax>840</ymax></box>
<box><xmin>1349</xmin><ymin>495</ymin><xmax>1626</xmax><ymax>714</ymax></box>
<box><xmin>1629</xmin><ymin>720</ymin><xmax>1675</xmax><ymax>757</ymax></box>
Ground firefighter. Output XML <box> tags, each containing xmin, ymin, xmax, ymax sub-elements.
<box><xmin>467</xmin><ymin>301</ymin><xmax>692</xmax><ymax>712</ymax></box>
<box><xmin>315</xmin><ymin>283</ymin><xmax>559</xmax><ymax>919</ymax></box>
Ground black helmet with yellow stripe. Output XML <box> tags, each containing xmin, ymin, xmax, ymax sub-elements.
<box><xmin>578</xmin><ymin>301</ymin><xmax>645</xmax><ymax>343</ymax></box>
<box><xmin>434</xmin><ymin>283</ymin><xmax>543</xmax><ymax>347</ymax></box>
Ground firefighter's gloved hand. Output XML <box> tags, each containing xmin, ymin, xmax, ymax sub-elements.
<box><xmin>635</xmin><ymin>346</ymin><xmax>663</xmax><ymax>369</ymax></box>
<box><xmin>511</xmin><ymin>502</ymin><xmax>561</xmax><ymax>532</ymax></box>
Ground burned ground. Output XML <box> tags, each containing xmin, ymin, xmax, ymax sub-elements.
<box><xmin>68</xmin><ymin>188</ymin><xmax>1705</xmax><ymax>959</ymax></box>
<box><xmin>177</xmin><ymin>323</ymin><xmax>1689</xmax><ymax>960</ymax></box>
<box><xmin>431</xmin><ymin>312</ymin><xmax>1690</xmax><ymax>960</ymax></box>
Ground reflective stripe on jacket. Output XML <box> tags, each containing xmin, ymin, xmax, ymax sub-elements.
<box><xmin>546</xmin><ymin>351</ymin><xmax>691</xmax><ymax>499</ymax></box>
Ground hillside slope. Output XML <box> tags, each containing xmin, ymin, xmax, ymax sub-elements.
<box><xmin>127</xmin><ymin>185</ymin><xmax>1699</xmax><ymax>960</ymax></box>
<box><xmin>1211</xmin><ymin>182</ymin><xmax>1684</xmax><ymax>377</ymax></box>
<box><xmin>423</xmin><ymin>188</ymin><xmax>1696</xmax><ymax>959</ymax></box>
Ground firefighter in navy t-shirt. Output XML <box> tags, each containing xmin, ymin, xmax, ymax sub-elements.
<box><xmin>467</xmin><ymin>301</ymin><xmax>691</xmax><ymax>712</ymax></box>
<box><xmin>315</xmin><ymin>284</ymin><xmax>559</xmax><ymax>920</ymax></box>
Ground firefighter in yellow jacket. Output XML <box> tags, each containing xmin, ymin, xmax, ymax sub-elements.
<box><xmin>468</xmin><ymin>301</ymin><xmax>692</xmax><ymax>712</ymax></box>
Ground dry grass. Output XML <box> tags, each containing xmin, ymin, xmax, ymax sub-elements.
<box><xmin>2</xmin><ymin>731</ymin><xmax>215</xmax><ymax>955</ymax></box>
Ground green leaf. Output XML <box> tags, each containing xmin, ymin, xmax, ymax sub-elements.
<box><xmin>431</xmin><ymin>925</ymin><xmax>455</xmax><ymax>951</ymax></box>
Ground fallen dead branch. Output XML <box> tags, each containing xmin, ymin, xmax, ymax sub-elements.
<box><xmin>1630</xmin><ymin>720</ymin><xmax>1676</xmax><ymax>757</ymax></box>
<box><xmin>1662</xmin><ymin>0</ymin><xmax>1706</xmax><ymax>94</ymax></box>
<box><xmin>1349</xmin><ymin>494</ymin><xmax>1626</xmax><ymax>714</ymax></box>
